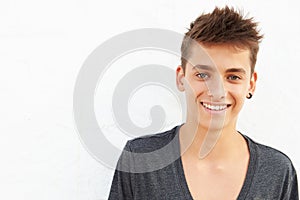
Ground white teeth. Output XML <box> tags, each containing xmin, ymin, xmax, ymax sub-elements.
<box><xmin>203</xmin><ymin>103</ymin><xmax>227</xmax><ymax>111</ymax></box>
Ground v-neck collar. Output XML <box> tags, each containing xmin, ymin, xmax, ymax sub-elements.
<box><xmin>174</xmin><ymin>125</ymin><xmax>258</xmax><ymax>200</ymax></box>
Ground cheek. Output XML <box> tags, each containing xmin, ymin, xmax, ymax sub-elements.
<box><xmin>230</xmin><ymin>90</ymin><xmax>247</xmax><ymax>109</ymax></box>
<box><xmin>184</xmin><ymin>79</ymin><xmax>206</xmax><ymax>95</ymax></box>
<box><xmin>227</xmin><ymin>83</ymin><xmax>248</xmax><ymax>96</ymax></box>
<box><xmin>228</xmin><ymin>86</ymin><xmax>248</xmax><ymax>107</ymax></box>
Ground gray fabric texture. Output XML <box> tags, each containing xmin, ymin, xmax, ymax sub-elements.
<box><xmin>108</xmin><ymin>125</ymin><xmax>298</xmax><ymax>200</ymax></box>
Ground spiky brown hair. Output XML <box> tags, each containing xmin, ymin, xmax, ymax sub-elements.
<box><xmin>181</xmin><ymin>6</ymin><xmax>263</xmax><ymax>74</ymax></box>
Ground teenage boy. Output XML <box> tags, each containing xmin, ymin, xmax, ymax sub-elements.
<box><xmin>108</xmin><ymin>6</ymin><xmax>298</xmax><ymax>200</ymax></box>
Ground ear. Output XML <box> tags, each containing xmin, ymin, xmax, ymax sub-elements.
<box><xmin>176</xmin><ymin>65</ymin><xmax>185</xmax><ymax>92</ymax></box>
<box><xmin>248</xmin><ymin>71</ymin><xmax>257</xmax><ymax>94</ymax></box>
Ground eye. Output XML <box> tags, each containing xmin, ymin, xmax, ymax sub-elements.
<box><xmin>196</xmin><ymin>73</ymin><xmax>209</xmax><ymax>79</ymax></box>
<box><xmin>228</xmin><ymin>75</ymin><xmax>241</xmax><ymax>81</ymax></box>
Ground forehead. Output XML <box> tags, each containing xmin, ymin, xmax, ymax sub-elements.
<box><xmin>187</xmin><ymin>43</ymin><xmax>251</xmax><ymax>73</ymax></box>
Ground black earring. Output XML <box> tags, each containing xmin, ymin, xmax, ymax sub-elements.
<box><xmin>247</xmin><ymin>93</ymin><xmax>253</xmax><ymax>99</ymax></box>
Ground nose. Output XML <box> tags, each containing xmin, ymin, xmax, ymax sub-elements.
<box><xmin>206</xmin><ymin>76</ymin><xmax>226</xmax><ymax>100</ymax></box>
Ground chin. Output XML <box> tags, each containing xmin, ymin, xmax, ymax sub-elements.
<box><xmin>188</xmin><ymin>112</ymin><xmax>230</xmax><ymax>129</ymax></box>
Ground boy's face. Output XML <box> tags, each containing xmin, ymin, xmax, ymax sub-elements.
<box><xmin>176</xmin><ymin>44</ymin><xmax>257</xmax><ymax>131</ymax></box>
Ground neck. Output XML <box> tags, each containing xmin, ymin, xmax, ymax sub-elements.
<box><xmin>179</xmin><ymin>121</ymin><xmax>247</xmax><ymax>162</ymax></box>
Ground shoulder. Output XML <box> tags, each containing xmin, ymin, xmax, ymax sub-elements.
<box><xmin>244</xmin><ymin>134</ymin><xmax>296</xmax><ymax>174</ymax></box>
<box><xmin>125</xmin><ymin>125</ymin><xmax>180</xmax><ymax>153</ymax></box>
<box><xmin>241</xmin><ymin>134</ymin><xmax>298</xmax><ymax>198</ymax></box>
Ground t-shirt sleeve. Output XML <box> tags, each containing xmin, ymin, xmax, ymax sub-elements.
<box><xmin>108</xmin><ymin>141</ymin><xmax>134</xmax><ymax>200</ymax></box>
<box><xmin>283</xmin><ymin>168</ymin><xmax>299</xmax><ymax>200</ymax></box>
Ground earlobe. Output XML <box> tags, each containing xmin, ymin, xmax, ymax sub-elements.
<box><xmin>176</xmin><ymin>65</ymin><xmax>185</xmax><ymax>92</ymax></box>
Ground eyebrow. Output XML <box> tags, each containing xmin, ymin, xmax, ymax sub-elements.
<box><xmin>192</xmin><ymin>65</ymin><xmax>246</xmax><ymax>74</ymax></box>
<box><xmin>225</xmin><ymin>68</ymin><xmax>246</xmax><ymax>74</ymax></box>
<box><xmin>192</xmin><ymin>65</ymin><xmax>214</xmax><ymax>71</ymax></box>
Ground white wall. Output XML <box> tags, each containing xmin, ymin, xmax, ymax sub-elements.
<box><xmin>1</xmin><ymin>0</ymin><xmax>299</xmax><ymax>199</ymax></box>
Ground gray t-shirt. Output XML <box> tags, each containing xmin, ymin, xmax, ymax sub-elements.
<box><xmin>108</xmin><ymin>125</ymin><xmax>298</xmax><ymax>199</ymax></box>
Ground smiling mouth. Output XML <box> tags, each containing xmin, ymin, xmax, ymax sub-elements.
<box><xmin>201</xmin><ymin>102</ymin><xmax>231</xmax><ymax>111</ymax></box>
